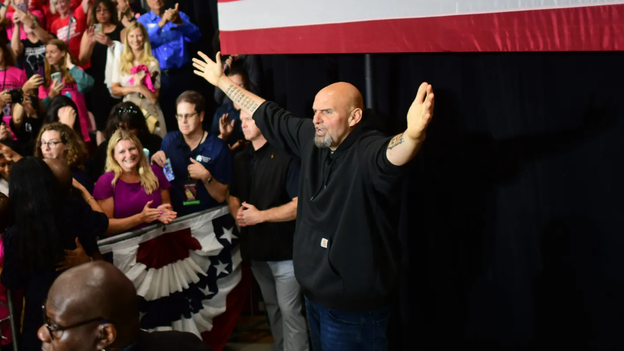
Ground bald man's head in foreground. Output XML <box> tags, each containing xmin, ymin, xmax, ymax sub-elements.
<box><xmin>39</xmin><ymin>261</ymin><xmax>139</xmax><ymax>351</ymax></box>
<box><xmin>312</xmin><ymin>82</ymin><xmax>364</xmax><ymax>150</ymax></box>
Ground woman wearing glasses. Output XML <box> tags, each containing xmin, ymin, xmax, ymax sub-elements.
<box><xmin>94</xmin><ymin>130</ymin><xmax>176</xmax><ymax>236</ymax></box>
<box><xmin>0</xmin><ymin>156</ymin><xmax>108</xmax><ymax>351</ymax></box>
<box><xmin>111</xmin><ymin>22</ymin><xmax>166</xmax><ymax>138</ymax></box>
<box><xmin>34</xmin><ymin>122</ymin><xmax>93</xmax><ymax>193</ymax></box>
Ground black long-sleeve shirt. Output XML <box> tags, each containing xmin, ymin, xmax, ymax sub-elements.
<box><xmin>253</xmin><ymin>101</ymin><xmax>407</xmax><ymax>312</ymax></box>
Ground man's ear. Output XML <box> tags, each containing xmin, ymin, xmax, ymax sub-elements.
<box><xmin>95</xmin><ymin>324</ymin><xmax>117</xmax><ymax>350</ymax></box>
<box><xmin>199</xmin><ymin>111</ymin><xmax>205</xmax><ymax>123</ymax></box>
<box><xmin>348</xmin><ymin>108</ymin><xmax>363</xmax><ymax>127</ymax></box>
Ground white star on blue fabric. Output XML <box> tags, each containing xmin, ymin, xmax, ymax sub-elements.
<box><xmin>214</xmin><ymin>260</ymin><xmax>229</xmax><ymax>276</ymax></box>
<box><xmin>220</xmin><ymin>227</ymin><xmax>238</xmax><ymax>244</ymax></box>
<box><xmin>199</xmin><ymin>285</ymin><xmax>213</xmax><ymax>296</ymax></box>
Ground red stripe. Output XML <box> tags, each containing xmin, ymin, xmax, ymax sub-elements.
<box><xmin>136</xmin><ymin>228</ymin><xmax>201</xmax><ymax>269</ymax></box>
<box><xmin>221</xmin><ymin>4</ymin><xmax>624</xmax><ymax>53</ymax></box>
<box><xmin>201</xmin><ymin>265</ymin><xmax>252</xmax><ymax>351</ymax></box>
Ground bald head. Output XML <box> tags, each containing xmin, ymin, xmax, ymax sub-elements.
<box><xmin>44</xmin><ymin>158</ymin><xmax>72</xmax><ymax>191</ymax></box>
<box><xmin>312</xmin><ymin>82</ymin><xmax>364</xmax><ymax>150</ymax></box>
<box><xmin>47</xmin><ymin>261</ymin><xmax>139</xmax><ymax>346</ymax></box>
<box><xmin>316</xmin><ymin>82</ymin><xmax>364</xmax><ymax>112</ymax></box>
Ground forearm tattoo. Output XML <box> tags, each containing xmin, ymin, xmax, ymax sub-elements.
<box><xmin>224</xmin><ymin>84</ymin><xmax>260</xmax><ymax>114</ymax></box>
<box><xmin>387</xmin><ymin>133</ymin><xmax>404</xmax><ymax>150</ymax></box>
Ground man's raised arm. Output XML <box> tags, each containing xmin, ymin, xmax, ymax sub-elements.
<box><xmin>193</xmin><ymin>52</ymin><xmax>313</xmax><ymax>158</ymax></box>
<box><xmin>386</xmin><ymin>82</ymin><xmax>435</xmax><ymax>166</ymax></box>
<box><xmin>193</xmin><ymin>51</ymin><xmax>265</xmax><ymax>116</ymax></box>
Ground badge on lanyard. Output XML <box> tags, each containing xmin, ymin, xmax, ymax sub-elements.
<box><xmin>183</xmin><ymin>180</ymin><xmax>200</xmax><ymax>206</ymax></box>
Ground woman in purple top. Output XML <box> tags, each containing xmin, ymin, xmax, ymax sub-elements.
<box><xmin>94</xmin><ymin>129</ymin><xmax>176</xmax><ymax>236</ymax></box>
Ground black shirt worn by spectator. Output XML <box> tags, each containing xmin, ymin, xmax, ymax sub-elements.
<box><xmin>19</xmin><ymin>38</ymin><xmax>46</xmax><ymax>78</ymax></box>
<box><xmin>230</xmin><ymin>143</ymin><xmax>300</xmax><ymax>261</ymax></box>
<box><xmin>9</xmin><ymin>113</ymin><xmax>43</xmax><ymax>156</ymax></box>
<box><xmin>90</xmin><ymin>133</ymin><xmax>162</xmax><ymax>182</ymax></box>
<box><xmin>85</xmin><ymin>25</ymin><xmax>124</xmax><ymax>131</ymax></box>
<box><xmin>136</xmin><ymin>330</ymin><xmax>209</xmax><ymax>351</ymax></box>
<box><xmin>0</xmin><ymin>196</ymin><xmax>109</xmax><ymax>351</ymax></box>
<box><xmin>253</xmin><ymin>101</ymin><xmax>407</xmax><ymax>312</ymax></box>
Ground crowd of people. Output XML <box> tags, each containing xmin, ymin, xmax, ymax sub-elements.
<box><xmin>0</xmin><ymin>0</ymin><xmax>435</xmax><ymax>350</ymax></box>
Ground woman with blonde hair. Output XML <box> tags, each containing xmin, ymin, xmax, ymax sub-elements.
<box><xmin>38</xmin><ymin>39</ymin><xmax>94</xmax><ymax>142</ymax></box>
<box><xmin>94</xmin><ymin>129</ymin><xmax>176</xmax><ymax>236</ymax></box>
<box><xmin>111</xmin><ymin>21</ymin><xmax>166</xmax><ymax>137</ymax></box>
<box><xmin>34</xmin><ymin>122</ymin><xmax>93</xmax><ymax>193</ymax></box>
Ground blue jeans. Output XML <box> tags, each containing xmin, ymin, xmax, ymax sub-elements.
<box><xmin>305</xmin><ymin>297</ymin><xmax>391</xmax><ymax>351</ymax></box>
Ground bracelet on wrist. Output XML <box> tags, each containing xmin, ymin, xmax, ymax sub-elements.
<box><xmin>204</xmin><ymin>176</ymin><xmax>213</xmax><ymax>185</ymax></box>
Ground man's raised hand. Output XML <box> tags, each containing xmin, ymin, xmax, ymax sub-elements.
<box><xmin>192</xmin><ymin>51</ymin><xmax>223</xmax><ymax>87</ymax></box>
<box><xmin>406</xmin><ymin>82</ymin><xmax>434</xmax><ymax>142</ymax></box>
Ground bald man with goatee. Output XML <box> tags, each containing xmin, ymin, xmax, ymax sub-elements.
<box><xmin>193</xmin><ymin>52</ymin><xmax>435</xmax><ymax>351</ymax></box>
<box><xmin>39</xmin><ymin>261</ymin><xmax>209</xmax><ymax>351</ymax></box>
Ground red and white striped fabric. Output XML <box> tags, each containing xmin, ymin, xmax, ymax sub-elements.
<box><xmin>218</xmin><ymin>0</ymin><xmax>624</xmax><ymax>53</ymax></box>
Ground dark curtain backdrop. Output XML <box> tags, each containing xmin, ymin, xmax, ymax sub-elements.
<box><xmin>200</xmin><ymin>2</ymin><xmax>623</xmax><ymax>348</ymax></box>
<box><xmin>244</xmin><ymin>52</ymin><xmax>623</xmax><ymax>351</ymax></box>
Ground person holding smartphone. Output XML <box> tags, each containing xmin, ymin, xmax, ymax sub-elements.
<box><xmin>39</xmin><ymin>39</ymin><xmax>94</xmax><ymax>142</ymax></box>
<box><xmin>11</xmin><ymin>10</ymin><xmax>47</xmax><ymax>79</ymax></box>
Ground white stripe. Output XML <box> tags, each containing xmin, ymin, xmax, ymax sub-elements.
<box><xmin>219</xmin><ymin>0</ymin><xmax>624</xmax><ymax>31</ymax></box>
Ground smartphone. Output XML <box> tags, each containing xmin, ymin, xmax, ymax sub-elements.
<box><xmin>17</xmin><ymin>2</ymin><xmax>28</xmax><ymax>12</ymax></box>
<box><xmin>51</xmin><ymin>72</ymin><xmax>62</xmax><ymax>85</ymax></box>
<box><xmin>94</xmin><ymin>23</ymin><xmax>103</xmax><ymax>34</ymax></box>
<box><xmin>163</xmin><ymin>158</ymin><xmax>175</xmax><ymax>181</ymax></box>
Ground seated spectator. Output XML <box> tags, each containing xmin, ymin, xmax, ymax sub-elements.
<box><xmin>0</xmin><ymin>153</ymin><xmax>12</xmax><ymax>195</ymax></box>
<box><xmin>39</xmin><ymin>39</ymin><xmax>94</xmax><ymax>142</ymax></box>
<box><xmin>210</xmin><ymin>61</ymin><xmax>248</xmax><ymax>151</ymax></box>
<box><xmin>151</xmin><ymin>91</ymin><xmax>231</xmax><ymax>216</ymax></box>
<box><xmin>91</xmin><ymin>101</ymin><xmax>162</xmax><ymax>181</ymax></box>
<box><xmin>79</xmin><ymin>0</ymin><xmax>124</xmax><ymax>140</ymax></box>
<box><xmin>35</xmin><ymin>122</ymin><xmax>92</xmax><ymax>193</ymax></box>
<box><xmin>137</xmin><ymin>0</ymin><xmax>200</xmax><ymax>131</ymax></box>
<box><xmin>10</xmin><ymin>11</ymin><xmax>46</xmax><ymax>79</ymax></box>
<box><xmin>111</xmin><ymin>21</ymin><xmax>165</xmax><ymax>137</ymax></box>
<box><xmin>10</xmin><ymin>91</ymin><xmax>45</xmax><ymax>155</ymax></box>
<box><xmin>94</xmin><ymin>129</ymin><xmax>175</xmax><ymax>235</ymax></box>
<box><xmin>40</xmin><ymin>261</ymin><xmax>210</xmax><ymax>351</ymax></box>
<box><xmin>0</xmin><ymin>156</ymin><xmax>107</xmax><ymax>351</ymax></box>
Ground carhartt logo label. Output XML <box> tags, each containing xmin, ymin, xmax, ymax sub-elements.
<box><xmin>320</xmin><ymin>238</ymin><xmax>328</xmax><ymax>248</ymax></box>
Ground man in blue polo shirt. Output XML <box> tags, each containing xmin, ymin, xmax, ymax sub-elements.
<box><xmin>138</xmin><ymin>0</ymin><xmax>201</xmax><ymax>131</ymax></box>
<box><xmin>152</xmin><ymin>91</ymin><xmax>231</xmax><ymax>216</ymax></box>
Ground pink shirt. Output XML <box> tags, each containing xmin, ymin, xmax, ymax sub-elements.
<box><xmin>38</xmin><ymin>72</ymin><xmax>91</xmax><ymax>142</ymax></box>
<box><xmin>0</xmin><ymin>67</ymin><xmax>27</xmax><ymax>140</ymax></box>
<box><xmin>4</xmin><ymin>10</ymin><xmax>45</xmax><ymax>41</ymax></box>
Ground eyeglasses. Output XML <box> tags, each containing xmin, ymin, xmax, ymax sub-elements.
<box><xmin>39</xmin><ymin>140</ymin><xmax>63</xmax><ymax>149</ymax></box>
<box><xmin>42</xmin><ymin>302</ymin><xmax>109</xmax><ymax>340</ymax></box>
<box><xmin>175</xmin><ymin>112</ymin><xmax>198</xmax><ymax>120</ymax></box>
